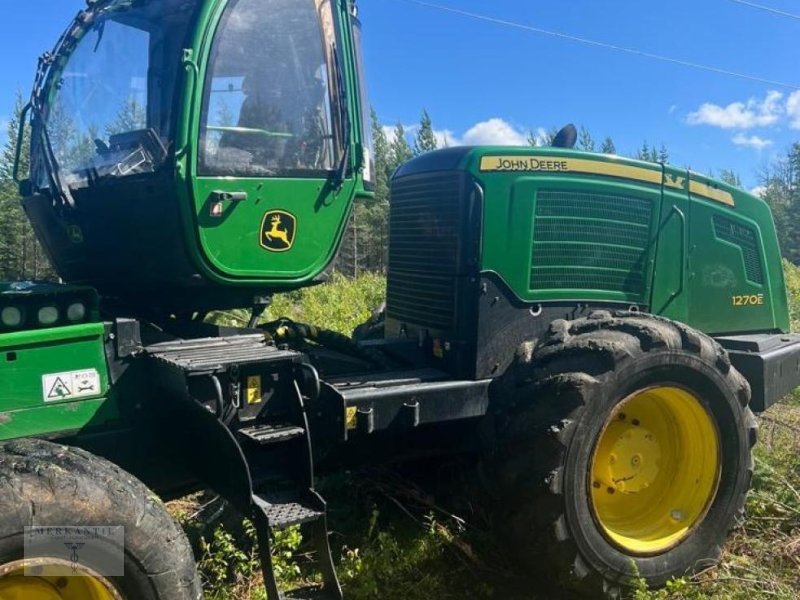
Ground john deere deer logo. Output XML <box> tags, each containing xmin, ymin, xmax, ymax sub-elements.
<box><xmin>260</xmin><ymin>210</ymin><xmax>296</xmax><ymax>252</ymax></box>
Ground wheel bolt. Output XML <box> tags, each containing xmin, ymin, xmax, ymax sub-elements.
<box><xmin>593</xmin><ymin>481</ymin><xmax>601</xmax><ymax>489</ymax></box>
<box><xmin>618</xmin><ymin>412</ymin><xmax>626</xmax><ymax>421</ymax></box>
<box><xmin>632</xmin><ymin>418</ymin><xmax>641</xmax><ymax>426</ymax></box>
<box><xmin>607</xmin><ymin>487</ymin><xmax>616</xmax><ymax>495</ymax></box>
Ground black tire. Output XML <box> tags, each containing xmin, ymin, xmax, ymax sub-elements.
<box><xmin>0</xmin><ymin>438</ymin><xmax>202</xmax><ymax>600</ymax></box>
<box><xmin>483</xmin><ymin>311</ymin><xmax>757</xmax><ymax>597</ymax></box>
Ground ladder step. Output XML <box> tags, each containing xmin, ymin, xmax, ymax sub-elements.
<box><xmin>239</xmin><ymin>424</ymin><xmax>306</xmax><ymax>445</ymax></box>
<box><xmin>253</xmin><ymin>492</ymin><xmax>324</xmax><ymax>529</ymax></box>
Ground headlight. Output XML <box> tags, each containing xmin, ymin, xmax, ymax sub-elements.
<box><xmin>1</xmin><ymin>306</ymin><xmax>23</xmax><ymax>328</ymax></box>
<box><xmin>66</xmin><ymin>302</ymin><xmax>87</xmax><ymax>322</ymax></box>
<box><xmin>37</xmin><ymin>306</ymin><xmax>60</xmax><ymax>326</ymax></box>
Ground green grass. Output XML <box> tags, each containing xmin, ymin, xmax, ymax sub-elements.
<box><xmin>172</xmin><ymin>269</ymin><xmax>800</xmax><ymax>600</ymax></box>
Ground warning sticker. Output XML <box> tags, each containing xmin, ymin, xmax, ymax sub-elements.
<box><xmin>42</xmin><ymin>370</ymin><xmax>101</xmax><ymax>403</ymax></box>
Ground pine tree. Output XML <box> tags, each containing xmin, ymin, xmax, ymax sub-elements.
<box><xmin>389</xmin><ymin>123</ymin><xmax>413</xmax><ymax>171</ymax></box>
<box><xmin>105</xmin><ymin>97</ymin><xmax>146</xmax><ymax>137</ymax></box>
<box><xmin>600</xmin><ymin>137</ymin><xmax>616</xmax><ymax>155</ymax></box>
<box><xmin>413</xmin><ymin>110</ymin><xmax>438</xmax><ymax>156</ymax></box>
<box><xmin>718</xmin><ymin>169</ymin><xmax>742</xmax><ymax>188</ymax></box>
<box><xmin>578</xmin><ymin>125</ymin><xmax>595</xmax><ymax>152</ymax></box>
<box><xmin>370</xmin><ymin>109</ymin><xmax>390</xmax><ymax>202</ymax></box>
<box><xmin>0</xmin><ymin>93</ymin><xmax>56</xmax><ymax>281</ymax></box>
<box><xmin>635</xmin><ymin>141</ymin><xmax>651</xmax><ymax>161</ymax></box>
<box><xmin>336</xmin><ymin>109</ymin><xmax>392</xmax><ymax>276</ymax></box>
<box><xmin>658</xmin><ymin>143</ymin><xmax>669</xmax><ymax>163</ymax></box>
<box><xmin>760</xmin><ymin>143</ymin><xmax>800</xmax><ymax>262</ymax></box>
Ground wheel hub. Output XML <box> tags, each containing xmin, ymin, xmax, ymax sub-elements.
<box><xmin>595</xmin><ymin>421</ymin><xmax>661</xmax><ymax>494</ymax></box>
<box><xmin>0</xmin><ymin>559</ymin><xmax>121</xmax><ymax>600</ymax></box>
<box><xmin>589</xmin><ymin>386</ymin><xmax>722</xmax><ymax>555</ymax></box>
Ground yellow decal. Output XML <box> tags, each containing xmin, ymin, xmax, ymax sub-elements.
<box><xmin>480</xmin><ymin>156</ymin><xmax>736</xmax><ymax>206</ymax></box>
<box><xmin>260</xmin><ymin>210</ymin><xmax>297</xmax><ymax>252</ymax></box>
<box><xmin>732</xmin><ymin>294</ymin><xmax>764</xmax><ymax>307</ymax></box>
<box><xmin>346</xmin><ymin>406</ymin><xmax>358</xmax><ymax>431</ymax></box>
<box><xmin>689</xmin><ymin>180</ymin><xmax>735</xmax><ymax>207</ymax></box>
<box><xmin>664</xmin><ymin>173</ymin><xmax>687</xmax><ymax>191</ymax></box>
<box><xmin>479</xmin><ymin>156</ymin><xmax>662</xmax><ymax>186</ymax></box>
<box><xmin>246</xmin><ymin>375</ymin><xmax>262</xmax><ymax>405</ymax></box>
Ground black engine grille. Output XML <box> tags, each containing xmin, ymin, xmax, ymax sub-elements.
<box><xmin>387</xmin><ymin>173</ymin><xmax>464</xmax><ymax>331</ymax></box>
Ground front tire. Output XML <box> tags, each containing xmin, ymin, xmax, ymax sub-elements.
<box><xmin>0</xmin><ymin>439</ymin><xmax>202</xmax><ymax>600</ymax></box>
<box><xmin>484</xmin><ymin>312</ymin><xmax>756</xmax><ymax>597</ymax></box>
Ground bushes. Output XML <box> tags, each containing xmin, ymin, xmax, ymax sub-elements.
<box><xmin>267</xmin><ymin>272</ymin><xmax>386</xmax><ymax>335</ymax></box>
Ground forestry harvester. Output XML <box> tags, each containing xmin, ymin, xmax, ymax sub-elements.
<box><xmin>1</xmin><ymin>0</ymin><xmax>799</xmax><ymax>598</ymax></box>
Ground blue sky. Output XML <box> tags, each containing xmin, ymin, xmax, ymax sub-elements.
<box><xmin>2</xmin><ymin>0</ymin><xmax>798</xmax><ymax>189</ymax></box>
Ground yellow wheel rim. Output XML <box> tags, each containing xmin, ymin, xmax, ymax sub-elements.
<box><xmin>589</xmin><ymin>385</ymin><xmax>721</xmax><ymax>555</ymax></box>
<box><xmin>0</xmin><ymin>558</ymin><xmax>122</xmax><ymax>600</ymax></box>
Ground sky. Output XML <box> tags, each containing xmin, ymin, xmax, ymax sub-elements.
<box><xmin>2</xmin><ymin>0</ymin><xmax>799</xmax><ymax>189</ymax></box>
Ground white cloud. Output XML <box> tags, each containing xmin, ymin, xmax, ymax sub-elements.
<box><xmin>786</xmin><ymin>91</ymin><xmax>800</xmax><ymax>129</ymax></box>
<box><xmin>430</xmin><ymin>129</ymin><xmax>456</xmax><ymax>147</ymax></box>
<box><xmin>380</xmin><ymin>117</ymin><xmax>532</xmax><ymax>150</ymax></box>
<box><xmin>668</xmin><ymin>104</ymin><xmax>678</xmax><ymax>115</ymax></box>
<box><xmin>732</xmin><ymin>133</ymin><xmax>773</xmax><ymax>150</ymax></box>
<box><xmin>750</xmin><ymin>185</ymin><xmax>767</xmax><ymax>198</ymax></box>
<box><xmin>382</xmin><ymin>124</ymin><xmax>417</xmax><ymax>146</ymax></box>
<box><xmin>687</xmin><ymin>91</ymin><xmax>783</xmax><ymax>129</ymax></box>
<box><xmin>459</xmin><ymin>118</ymin><xmax>528</xmax><ymax>146</ymax></box>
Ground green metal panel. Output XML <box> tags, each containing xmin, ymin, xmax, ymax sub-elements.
<box><xmin>685</xmin><ymin>174</ymin><xmax>789</xmax><ymax>334</ymax></box>
<box><xmin>0</xmin><ymin>323</ymin><xmax>112</xmax><ymax>441</ymax></box>
<box><xmin>472</xmin><ymin>149</ymin><xmax>662</xmax><ymax>305</ymax></box>
<box><xmin>396</xmin><ymin>145</ymin><xmax>792</xmax><ymax>335</ymax></box>
<box><xmin>174</xmin><ymin>0</ymin><xmax>364</xmax><ymax>287</ymax></box>
<box><xmin>0</xmin><ymin>400</ymin><xmax>116</xmax><ymax>442</ymax></box>
<box><xmin>650</xmin><ymin>164</ymin><xmax>690</xmax><ymax>322</ymax></box>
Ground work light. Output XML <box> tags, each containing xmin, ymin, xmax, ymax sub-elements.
<box><xmin>37</xmin><ymin>306</ymin><xmax>60</xmax><ymax>326</ymax></box>
<box><xmin>66</xmin><ymin>302</ymin><xmax>87</xmax><ymax>322</ymax></box>
<box><xmin>1</xmin><ymin>306</ymin><xmax>23</xmax><ymax>328</ymax></box>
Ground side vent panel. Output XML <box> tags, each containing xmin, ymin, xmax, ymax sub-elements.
<box><xmin>712</xmin><ymin>215</ymin><xmax>765</xmax><ymax>285</ymax></box>
<box><xmin>531</xmin><ymin>189</ymin><xmax>655</xmax><ymax>302</ymax></box>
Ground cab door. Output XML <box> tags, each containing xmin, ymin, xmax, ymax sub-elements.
<box><xmin>189</xmin><ymin>0</ymin><xmax>354</xmax><ymax>282</ymax></box>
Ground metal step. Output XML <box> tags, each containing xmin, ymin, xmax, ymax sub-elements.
<box><xmin>252</xmin><ymin>490</ymin><xmax>343</xmax><ymax>600</ymax></box>
<box><xmin>146</xmin><ymin>334</ymin><xmax>300</xmax><ymax>374</ymax></box>
<box><xmin>253</xmin><ymin>491</ymin><xmax>324</xmax><ymax>529</ymax></box>
<box><xmin>239</xmin><ymin>424</ymin><xmax>306</xmax><ymax>446</ymax></box>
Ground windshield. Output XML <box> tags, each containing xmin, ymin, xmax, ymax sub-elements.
<box><xmin>198</xmin><ymin>0</ymin><xmax>341</xmax><ymax>177</ymax></box>
<box><xmin>32</xmin><ymin>0</ymin><xmax>196</xmax><ymax>189</ymax></box>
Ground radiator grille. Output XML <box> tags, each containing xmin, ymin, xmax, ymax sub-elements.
<box><xmin>387</xmin><ymin>173</ymin><xmax>464</xmax><ymax>330</ymax></box>
<box><xmin>712</xmin><ymin>215</ymin><xmax>764</xmax><ymax>284</ymax></box>
<box><xmin>531</xmin><ymin>190</ymin><xmax>654</xmax><ymax>300</ymax></box>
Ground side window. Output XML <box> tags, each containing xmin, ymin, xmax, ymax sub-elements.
<box><xmin>198</xmin><ymin>0</ymin><xmax>339</xmax><ymax>177</ymax></box>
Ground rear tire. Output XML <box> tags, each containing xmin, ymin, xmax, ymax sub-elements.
<box><xmin>483</xmin><ymin>311</ymin><xmax>756</xmax><ymax>597</ymax></box>
<box><xmin>0</xmin><ymin>438</ymin><xmax>202</xmax><ymax>600</ymax></box>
